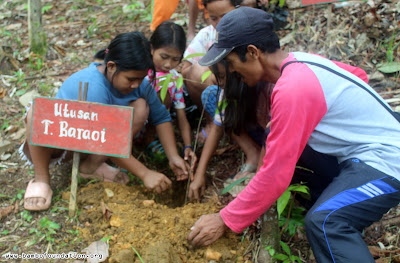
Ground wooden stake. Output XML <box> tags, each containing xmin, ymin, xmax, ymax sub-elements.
<box><xmin>69</xmin><ymin>81</ymin><xmax>88</xmax><ymax>217</ymax></box>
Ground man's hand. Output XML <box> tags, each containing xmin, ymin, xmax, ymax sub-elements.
<box><xmin>187</xmin><ymin>213</ymin><xmax>228</xmax><ymax>247</ymax></box>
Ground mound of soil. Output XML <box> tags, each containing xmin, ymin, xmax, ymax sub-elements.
<box><xmin>74</xmin><ymin>182</ymin><xmax>251</xmax><ymax>263</ymax></box>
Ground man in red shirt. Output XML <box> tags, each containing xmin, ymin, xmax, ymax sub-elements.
<box><xmin>187</xmin><ymin>7</ymin><xmax>400</xmax><ymax>263</ymax></box>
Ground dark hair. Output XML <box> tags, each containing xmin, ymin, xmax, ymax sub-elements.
<box><xmin>150</xmin><ymin>21</ymin><xmax>186</xmax><ymax>59</ymax></box>
<box><xmin>232</xmin><ymin>32</ymin><xmax>280</xmax><ymax>62</ymax></box>
<box><xmin>94</xmin><ymin>31</ymin><xmax>153</xmax><ymax>76</ymax></box>
<box><xmin>203</xmin><ymin>0</ymin><xmax>243</xmax><ymax>8</ymax></box>
<box><xmin>212</xmin><ymin>60</ymin><xmax>272</xmax><ymax>135</ymax></box>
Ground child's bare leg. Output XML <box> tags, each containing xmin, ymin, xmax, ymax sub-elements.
<box><xmin>79</xmin><ymin>154</ymin><xmax>108</xmax><ymax>174</ymax></box>
<box><xmin>78</xmin><ymin>99</ymin><xmax>149</xmax><ymax>183</ymax></box>
<box><xmin>187</xmin><ymin>0</ymin><xmax>199</xmax><ymax>42</ymax></box>
<box><xmin>110</xmin><ymin>98</ymin><xmax>172</xmax><ymax>192</ymax></box>
<box><xmin>24</xmin><ymin>108</ymin><xmax>55</xmax><ymax>209</ymax></box>
<box><xmin>231</xmin><ymin>132</ymin><xmax>261</xmax><ymax>179</ymax></box>
<box><xmin>182</xmin><ymin>63</ymin><xmax>216</xmax><ymax>109</ymax></box>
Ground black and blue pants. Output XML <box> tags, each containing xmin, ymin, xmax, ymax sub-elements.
<box><xmin>296</xmin><ymin>146</ymin><xmax>400</xmax><ymax>263</ymax></box>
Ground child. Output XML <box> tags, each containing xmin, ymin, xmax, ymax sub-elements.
<box><xmin>188</xmin><ymin>60</ymin><xmax>273</xmax><ymax>200</ymax></box>
<box><xmin>181</xmin><ymin>0</ymin><xmax>257</xmax><ymax>143</ymax></box>
<box><xmin>144</xmin><ymin>21</ymin><xmax>197</xmax><ymax>168</ymax></box>
<box><xmin>22</xmin><ymin>32</ymin><xmax>189</xmax><ymax>211</ymax></box>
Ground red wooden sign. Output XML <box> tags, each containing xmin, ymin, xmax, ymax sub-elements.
<box><xmin>302</xmin><ymin>0</ymin><xmax>345</xmax><ymax>6</ymax></box>
<box><xmin>30</xmin><ymin>97</ymin><xmax>133</xmax><ymax>158</ymax></box>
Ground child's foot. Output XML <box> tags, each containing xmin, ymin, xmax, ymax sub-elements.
<box><xmin>24</xmin><ymin>179</ymin><xmax>53</xmax><ymax>211</ymax></box>
<box><xmin>231</xmin><ymin>163</ymin><xmax>257</xmax><ymax>181</ymax></box>
<box><xmin>80</xmin><ymin>162</ymin><xmax>129</xmax><ymax>185</ymax></box>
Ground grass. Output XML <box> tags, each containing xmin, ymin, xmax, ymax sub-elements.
<box><xmin>131</xmin><ymin>245</ymin><xmax>145</xmax><ymax>263</ymax></box>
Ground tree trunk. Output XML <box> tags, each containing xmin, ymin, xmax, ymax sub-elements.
<box><xmin>28</xmin><ymin>0</ymin><xmax>47</xmax><ymax>55</ymax></box>
<box><xmin>257</xmin><ymin>203</ymin><xmax>280</xmax><ymax>263</ymax></box>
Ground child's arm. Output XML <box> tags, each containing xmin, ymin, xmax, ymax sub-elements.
<box><xmin>176</xmin><ymin>108</ymin><xmax>197</xmax><ymax>170</ymax></box>
<box><xmin>111</xmin><ymin>155</ymin><xmax>172</xmax><ymax>193</ymax></box>
<box><xmin>189</xmin><ymin>122</ymin><xmax>224</xmax><ymax>200</ymax></box>
<box><xmin>156</xmin><ymin>122</ymin><xmax>189</xmax><ymax>181</ymax></box>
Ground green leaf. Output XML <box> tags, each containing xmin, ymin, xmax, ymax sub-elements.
<box><xmin>15</xmin><ymin>89</ymin><xmax>27</xmax><ymax>96</ymax></box>
<box><xmin>183</xmin><ymin>52</ymin><xmax>206</xmax><ymax>60</ymax></box>
<box><xmin>277</xmin><ymin>190</ymin><xmax>291</xmax><ymax>217</ymax></box>
<box><xmin>290</xmin><ymin>254</ymin><xmax>299</xmax><ymax>262</ymax></box>
<box><xmin>131</xmin><ymin>246</ymin><xmax>145</xmax><ymax>263</ymax></box>
<box><xmin>268</xmin><ymin>247</ymin><xmax>275</xmax><ymax>256</ymax></box>
<box><xmin>0</xmin><ymin>193</ymin><xmax>10</xmax><ymax>199</ymax></box>
<box><xmin>287</xmin><ymin>184</ymin><xmax>309</xmax><ymax>194</ymax></box>
<box><xmin>273</xmin><ymin>253</ymin><xmax>288</xmax><ymax>260</ymax></box>
<box><xmin>377</xmin><ymin>62</ymin><xmax>400</xmax><ymax>73</ymax></box>
<box><xmin>176</xmin><ymin>76</ymin><xmax>183</xmax><ymax>90</ymax></box>
<box><xmin>280</xmin><ymin>241</ymin><xmax>291</xmax><ymax>255</ymax></box>
<box><xmin>48</xmin><ymin>221</ymin><xmax>60</xmax><ymax>229</ymax></box>
<box><xmin>221</xmin><ymin>176</ymin><xmax>248</xmax><ymax>195</ymax></box>
<box><xmin>201</xmin><ymin>70</ymin><xmax>212</xmax><ymax>83</ymax></box>
<box><xmin>160</xmin><ymin>74</ymin><xmax>172</xmax><ymax>102</ymax></box>
<box><xmin>101</xmin><ymin>236</ymin><xmax>112</xmax><ymax>242</ymax></box>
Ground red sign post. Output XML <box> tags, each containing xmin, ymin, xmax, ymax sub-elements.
<box><xmin>30</xmin><ymin>97</ymin><xmax>133</xmax><ymax>158</ymax></box>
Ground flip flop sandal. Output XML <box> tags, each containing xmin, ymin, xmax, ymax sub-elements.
<box><xmin>80</xmin><ymin>163</ymin><xmax>130</xmax><ymax>185</ymax></box>
<box><xmin>146</xmin><ymin>140</ymin><xmax>165</xmax><ymax>154</ymax></box>
<box><xmin>24</xmin><ymin>179</ymin><xmax>53</xmax><ymax>211</ymax></box>
<box><xmin>229</xmin><ymin>163</ymin><xmax>257</xmax><ymax>180</ymax></box>
<box><xmin>223</xmin><ymin>172</ymin><xmax>257</xmax><ymax>197</ymax></box>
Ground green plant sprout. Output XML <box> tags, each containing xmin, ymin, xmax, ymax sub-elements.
<box><xmin>87</xmin><ymin>18</ymin><xmax>98</xmax><ymax>38</ymax></box>
<box><xmin>41</xmin><ymin>4</ymin><xmax>52</xmax><ymax>14</ymax></box>
<box><xmin>266</xmin><ymin>241</ymin><xmax>302</xmax><ymax>263</ymax></box>
<box><xmin>277</xmin><ymin>184</ymin><xmax>309</xmax><ymax>236</ymax></box>
<box><xmin>28</xmin><ymin>217</ymin><xmax>61</xmax><ymax>246</ymax></box>
<box><xmin>155</xmin><ymin>51</ymin><xmax>210</xmax><ymax>103</ymax></box>
<box><xmin>131</xmin><ymin>245</ymin><xmax>145</xmax><ymax>263</ymax></box>
<box><xmin>28</xmin><ymin>56</ymin><xmax>44</xmax><ymax>71</ymax></box>
<box><xmin>14</xmin><ymin>69</ymin><xmax>25</xmax><ymax>85</ymax></box>
<box><xmin>377</xmin><ymin>30</ymin><xmax>400</xmax><ymax>74</ymax></box>
<box><xmin>20</xmin><ymin>210</ymin><xmax>33</xmax><ymax>222</ymax></box>
<box><xmin>11</xmin><ymin>189</ymin><xmax>25</xmax><ymax>202</ymax></box>
<box><xmin>101</xmin><ymin>236</ymin><xmax>112</xmax><ymax>243</ymax></box>
<box><xmin>124</xmin><ymin>0</ymin><xmax>152</xmax><ymax>22</ymax></box>
<box><xmin>277</xmin><ymin>184</ymin><xmax>309</xmax><ymax>218</ymax></box>
<box><xmin>1</xmin><ymin>119</ymin><xmax>10</xmax><ymax>131</ymax></box>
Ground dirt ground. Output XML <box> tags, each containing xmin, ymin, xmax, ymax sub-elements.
<box><xmin>0</xmin><ymin>0</ymin><xmax>399</xmax><ymax>262</ymax></box>
<box><xmin>75</xmin><ymin>182</ymin><xmax>251</xmax><ymax>263</ymax></box>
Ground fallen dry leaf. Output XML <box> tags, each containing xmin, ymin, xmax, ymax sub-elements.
<box><xmin>0</xmin><ymin>205</ymin><xmax>14</xmax><ymax>219</ymax></box>
<box><xmin>100</xmin><ymin>200</ymin><xmax>112</xmax><ymax>221</ymax></box>
<box><xmin>82</xmin><ymin>240</ymin><xmax>109</xmax><ymax>263</ymax></box>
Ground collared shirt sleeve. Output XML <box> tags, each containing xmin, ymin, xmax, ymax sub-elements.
<box><xmin>183</xmin><ymin>25</ymin><xmax>216</xmax><ymax>64</ymax></box>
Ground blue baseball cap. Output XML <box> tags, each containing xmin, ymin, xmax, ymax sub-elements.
<box><xmin>199</xmin><ymin>7</ymin><xmax>274</xmax><ymax>66</ymax></box>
